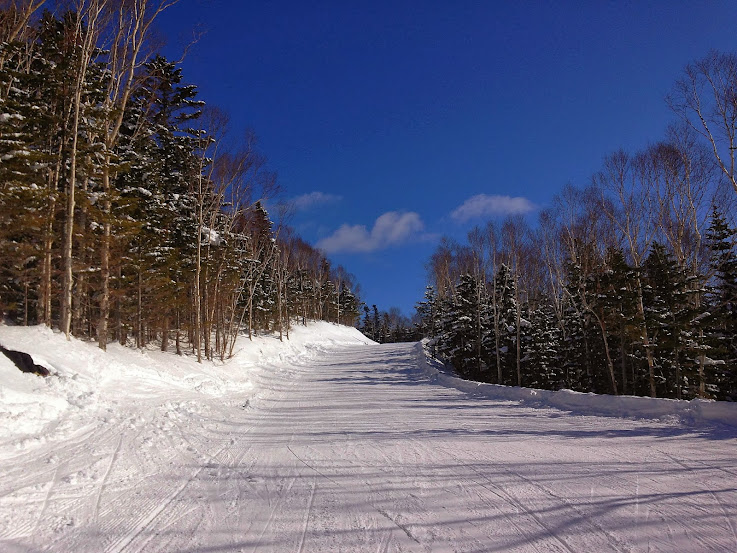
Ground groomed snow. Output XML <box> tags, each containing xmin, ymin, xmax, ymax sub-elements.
<box><xmin>417</xmin><ymin>342</ymin><xmax>737</xmax><ymax>430</ymax></box>
<box><xmin>0</xmin><ymin>323</ymin><xmax>736</xmax><ymax>552</ymax></box>
<box><xmin>0</xmin><ymin>322</ymin><xmax>372</xmax><ymax>451</ymax></box>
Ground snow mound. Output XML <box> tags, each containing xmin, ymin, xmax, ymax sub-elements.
<box><xmin>0</xmin><ymin>321</ymin><xmax>372</xmax><ymax>453</ymax></box>
<box><xmin>415</xmin><ymin>342</ymin><xmax>737</xmax><ymax>429</ymax></box>
<box><xmin>230</xmin><ymin>320</ymin><xmax>375</xmax><ymax>367</ymax></box>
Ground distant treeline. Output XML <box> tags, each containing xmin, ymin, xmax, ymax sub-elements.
<box><xmin>417</xmin><ymin>51</ymin><xmax>737</xmax><ymax>401</ymax></box>
<box><xmin>359</xmin><ymin>304</ymin><xmax>421</xmax><ymax>344</ymax></box>
<box><xmin>0</xmin><ymin>1</ymin><xmax>360</xmax><ymax>360</ymax></box>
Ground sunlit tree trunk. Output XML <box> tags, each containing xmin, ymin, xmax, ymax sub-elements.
<box><xmin>61</xmin><ymin>0</ymin><xmax>103</xmax><ymax>339</ymax></box>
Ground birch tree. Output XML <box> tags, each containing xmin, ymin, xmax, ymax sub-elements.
<box><xmin>95</xmin><ymin>0</ymin><xmax>179</xmax><ymax>349</ymax></box>
<box><xmin>596</xmin><ymin>150</ymin><xmax>660</xmax><ymax>397</ymax></box>
<box><xmin>60</xmin><ymin>0</ymin><xmax>105</xmax><ymax>339</ymax></box>
<box><xmin>668</xmin><ymin>51</ymin><xmax>737</xmax><ymax>195</ymax></box>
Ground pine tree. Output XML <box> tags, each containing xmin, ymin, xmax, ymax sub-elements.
<box><xmin>560</xmin><ymin>262</ymin><xmax>592</xmax><ymax>391</ymax></box>
<box><xmin>704</xmin><ymin>208</ymin><xmax>737</xmax><ymax>400</ymax></box>
<box><xmin>601</xmin><ymin>247</ymin><xmax>639</xmax><ymax>395</ymax></box>
<box><xmin>114</xmin><ymin>55</ymin><xmax>203</xmax><ymax>347</ymax></box>
<box><xmin>449</xmin><ymin>273</ymin><xmax>486</xmax><ymax>379</ymax></box>
<box><xmin>489</xmin><ymin>264</ymin><xmax>517</xmax><ymax>385</ymax></box>
<box><xmin>415</xmin><ymin>286</ymin><xmax>438</xmax><ymax>337</ymax></box>
<box><xmin>338</xmin><ymin>283</ymin><xmax>360</xmax><ymax>326</ymax></box>
<box><xmin>0</xmin><ymin>39</ymin><xmax>48</xmax><ymax>323</ymax></box>
<box><xmin>642</xmin><ymin>242</ymin><xmax>692</xmax><ymax>398</ymax></box>
<box><xmin>525</xmin><ymin>303</ymin><xmax>561</xmax><ymax>390</ymax></box>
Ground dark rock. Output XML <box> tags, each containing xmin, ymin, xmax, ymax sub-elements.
<box><xmin>0</xmin><ymin>345</ymin><xmax>50</xmax><ymax>377</ymax></box>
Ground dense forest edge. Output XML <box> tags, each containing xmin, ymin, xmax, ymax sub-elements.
<box><xmin>0</xmin><ymin>1</ymin><xmax>361</xmax><ymax>363</ymax></box>
<box><xmin>1</xmin><ymin>2</ymin><xmax>736</xmax><ymax>403</ymax></box>
<box><xmin>414</xmin><ymin>52</ymin><xmax>737</xmax><ymax>402</ymax></box>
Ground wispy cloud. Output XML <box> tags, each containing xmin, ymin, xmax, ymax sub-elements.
<box><xmin>316</xmin><ymin>211</ymin><xmax>425</xmax><ymax>254</ymax></box>
<box><xmin>450</xmin><ymin>194</ymin><xmax>536</xmax><ymax>223</ymax></box>
<box><xmin>291</xmin><ymin>191</ymin><xmax>342</xmax><ymax>211</ymax></box>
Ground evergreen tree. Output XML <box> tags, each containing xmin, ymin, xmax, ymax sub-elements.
<box><xmin>489</xmin><ymin>264</ymin><xmax>517</xmax><ymax>385</ymax></box>
<box><xmin>451</xmin><ymin>273</ymin><xmax>486</xmax><ymax>379</ymax></box>
<box><xmin>601</xmin><ymin>247</ymin><xmax>639</xmax><ymax>395</ymax></box>
<box><xmin>415</xmin><ymin>286</ymin><xmax>438</xmax><ymax>337</ymax></box>
<box><xmin>115</xmin><ymin>55</ymin><xmax>203</xmax><ymax>347</ymax></box>
<box><xmin>704</xmin><ymin>208</ymin><xmax>737</xmax><ymax>400</ymax></box>
<box><xmin>525</xmin><ymin>303</ymin><xmax>562</xmax><ymax>390</ymax></box>
<box><xmin>0</xmin><ymin>39</ymin><xmax>48</xmax><ymax>323</ymax></box>
<box><xmin>560</xmin><ymin>263</ymin><xmax>591</xmax><ymax>391</ymax></box>
<box><xmin>338</xmin><ymin>283</ymin><xmax>360</xmax><ymax>326</ymax></box>
<box><xmin>642</xmin><ymin>242</ymin><xmax>691</xmax><ymax>398</ymax></box>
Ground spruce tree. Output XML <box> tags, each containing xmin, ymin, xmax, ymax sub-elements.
<box><xmin>525</xmin><ymin>303</ymin><xmax>561</xmax><ymax>390</ymax></box>
<box><xmin>642</xmin><ymin>242</ymin><xmax>692</xmax><ymax>398</ymax></box>
<box><xmin>0</xmin><ymin>40</ymin><xmax>48</xmax><ymax>323</ymax></box>
<box><xmin>491</xmin><ymin>264</ymin><xmax>517</xmax><ymax>385</ymax></box>
<box><xmin>602</xmin><ymin>247</ymin><xmax>638</xmax><ymax>395</ymax></box>
<box><xmin>704</xmin><ymin>208</ymin><xmax>737</xmax><ymax>400</ymax></box>
<box><xmin>560</xmin><ymin>262</ymin><xmax>592</xmax><ymax>391</ymax></box>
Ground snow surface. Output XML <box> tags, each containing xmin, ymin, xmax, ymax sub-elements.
<box><xmin>0</xmin><ymin>323</ymin><xmax>736</xmax><ymax>552</ymax></box>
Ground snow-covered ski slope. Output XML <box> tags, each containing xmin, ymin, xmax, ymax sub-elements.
<box><xmin>1</xmin><ymin>323</ymin><xmax>736</xmax><ymax>552</ymax></box>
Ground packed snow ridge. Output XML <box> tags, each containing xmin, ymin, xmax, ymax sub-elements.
<box><xmin>1</xmin><ymin>322</ymin><xmax>736</xmax><ymax>552</ymax></box>
<box><xmin>0</xmin><ymin>321</ymin><xmax>373</xmax><ymax>449</ymax></box>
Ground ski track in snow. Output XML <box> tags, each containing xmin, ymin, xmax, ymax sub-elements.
<box><xmin>1</xmin><ymin>331</ymin><xmax>737</xmax><ymax>552</ymax></box>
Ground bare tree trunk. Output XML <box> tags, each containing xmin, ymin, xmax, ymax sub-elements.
<box><xmin>698</xmin><ymin>329</ymin><xmax>706</xmax><ymax>398</ymax></box>
<box><xmin>620</xmin><ymin>326</ymin><xmax>628</xmax><ymax>395</ymax></box>
<box><xmin>42</xmin><ymin>166</ymin><xmax>59</xmax><ymax>327</ymax></box>
<box><xmin>514</xmin><ymin>282</ymin><xmax>521</xmax><ymax>387</ymax></box>
<box><xmin>476</xmin><ymin>284</ymin><xmax>483</xmax><ymax>377</ymax></box>
<box><xmin>98</xmin><ymin>163</ymin><xmax>111</xmax><ymax>349</ymax></box>
<box><xmin>203</xmin><ymin>255</ymin><xmax>211</xmax><ymax>360</ymax></box>
<box><xmin>61</xmin><ymin>0</ymin><xmax>104</xmax><ymax>339</ymax></box>
<box><xmin>175</xmin><ymin>309</ymin><xmax>182</xmax><ymax>355</ymax></box>
<box><xmin>23</xmin><ymin>282</ymin><xmax>28</xmax><ymax>325</ymax></box>
<box><xmin>634</xmin><ymin>278</ymin><xmax>657</xmax><ymax>397</ymax></box>
<box><xmin>72</xmin><ymin>173</ymin><xmax>91</xmax><ymax>336</ymax></box>
<box><xmin>116</xmin><ymin>264</ymin><xmax>124</xmax><ymax>345</ymax></box>
<box><xmin>593</xmin><ymin>309</ymin><xmax>619</xmax><ymax>395</ymax></box>
<box><xmin>277</xmin><ymin>266</ymin><xmax>284</xmax><ymax>342</ymax></box>
<box><xmin>284</xmin><ymin>275</ymin><xmax>290</xmax><ymax>340</ymax></box>
<box><xmin>61</xmin><ymin>77</ymin><xmax>83</xmax><ymax>338</ymax></box>
<box><xmin>137</xmin><ymin>265</ymin><xmax>143</xmax><ymax>348</ymax></box>
<box><xmin>194</xmin><ymin>232</ymin><xmax>202</xmax><ymax>361</ymax></box>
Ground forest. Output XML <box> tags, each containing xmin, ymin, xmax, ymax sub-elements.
<box><xmin>0</xmin><ymin>0</ymin><xmax>361</xmax><ymax>361</ymax></box>
<box><xmin>2</xmin><ymin>2</ymin><xmax>736</xmax><ymax>403</ymax></box>
<box><xmin>417</xmin><ymin>51</ymin><xmax>737</xmax><ymax>401</ymax></box>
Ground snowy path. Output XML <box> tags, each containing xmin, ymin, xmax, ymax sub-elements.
<box><xmin>2</xmin><ymin>341</ymin><xmax>737</xmax><ymax>552</ymax></box>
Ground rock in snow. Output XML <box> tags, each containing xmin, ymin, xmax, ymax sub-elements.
<box><xmin>0</xmin><ymin>345</ymin><xmax>50</xmax><ymax>377</ymax></box>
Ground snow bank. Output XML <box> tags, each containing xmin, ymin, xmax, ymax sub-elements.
<box><xmin>415</xmin><ymin>342</ymin><xmax>737</xmax><ymax>429</ymax></box>
<box><xmin>230</xmin><ymin>320</ymin><xmax>374</xmax><ymax>368</ymax></box>
<box><xmin>0</xmin><ymin>351</ymin><xmax>68</xmax><ymax>438</ymax></box>
<box><xmin>0</xmin><ymin>321</ymin><xmax>372</xmax><ymax>453</ymax></box>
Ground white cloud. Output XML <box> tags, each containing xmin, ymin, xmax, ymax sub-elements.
<box><xmin>316</xmin><ymin>211</ymin><xmax>425</xmax><ymax>254</ymax></box>
<box><xmin>291</xmin><ymin>191</ymin><xmax>342</xmax><ymax>211</ymax></box>
<box><xmin>450</xmin><ymin>194</ymin><xmax>536</xmax><ymax>223</ymax></box>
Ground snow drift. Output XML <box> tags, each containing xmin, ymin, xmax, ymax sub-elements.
<box><xmin>415</xmin><ymin>342</ymin><xmax>737</xmax><ymax>429</ymax></box>
<box><xmin>0</xmin><ymin>321</ymin><xmax>373</xmax><ymax>453</ymax></box>
<box><xmin>2</xmin><ymin>320</ymin><xmax>735</xmax><ymax>459</ymax></box>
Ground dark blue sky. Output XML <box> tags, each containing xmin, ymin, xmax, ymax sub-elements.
<box><xmin>157</xmin><ymin>0</ymin><xmax>737</xmax><ymax>315</ymax></box>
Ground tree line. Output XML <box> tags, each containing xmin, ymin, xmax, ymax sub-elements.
<box><xmin>359</xmin><ymin>304</ymin><xmax>420</xmax><ymax>344</ymax></box>
<box><xmin>417</xmin><ymin>51</ymin><xmax>737</xmax><ymax>401</ymax></box>
<box><xmin>0</xmin><ymin>0</ymin><xmax>360</xmax><ymax>360</ymax></box>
